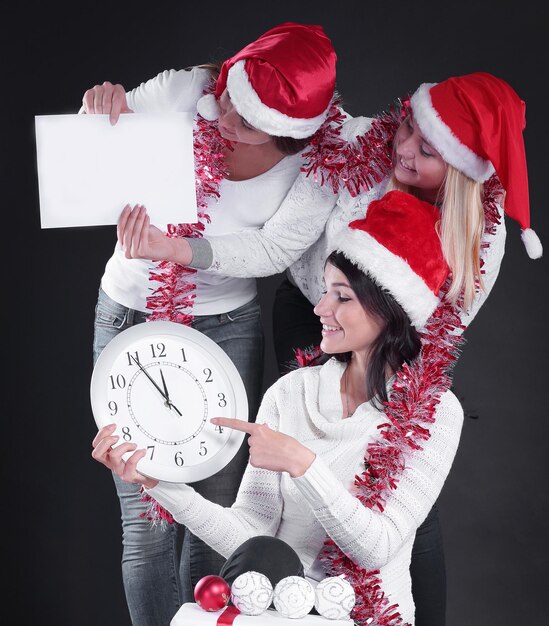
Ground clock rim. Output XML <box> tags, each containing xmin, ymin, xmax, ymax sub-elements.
<box><xmin>90</xmin><ymin>320</ymin><xmax>249</xmax><ymax>483</ymax></box>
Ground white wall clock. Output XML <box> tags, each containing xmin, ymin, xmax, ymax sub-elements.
<box><xmin>90</xmin><ymin>320</ymin><xmax>248</xmax><ymax>483</ymax></box>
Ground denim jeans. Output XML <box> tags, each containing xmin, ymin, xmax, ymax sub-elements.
<box><xmin>93</xmin><ymin>288</ymin><xmax>264</xmax><ymax>626</ymax></box>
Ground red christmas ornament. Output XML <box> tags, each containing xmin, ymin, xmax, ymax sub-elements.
<box><xmin>194</xmin><ymin>575</ymin><xmax>231</xmax><ymax>612</ymax></box>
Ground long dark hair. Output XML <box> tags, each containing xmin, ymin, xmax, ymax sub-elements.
<box><xmin>325</xmin><ymin>251</ymin><xmax>421</xmax><ymax>409</ymax></box>
<box><xmin>196</xmin><ymin>62</ymin><xmax>312</xmax><ymax>156</ymax></box>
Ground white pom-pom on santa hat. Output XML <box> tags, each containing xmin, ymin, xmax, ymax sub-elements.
<box><xmin>521</xmin><ymin>228</ymin><xmax>543</xmax><ymax>259</ymax></box>
<box><xmin>196</xmin><ymin>93</ymin><xmax>220</xmax><ymax>121</ymax></box>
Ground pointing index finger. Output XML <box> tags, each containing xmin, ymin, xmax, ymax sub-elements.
<box><xmin>210</xmin><ymin>417</ymin><xmax>257</xmax><ymax>434</ymax></box>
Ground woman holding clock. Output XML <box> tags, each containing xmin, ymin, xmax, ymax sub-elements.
<box><xmin>93</xmin><ymin>190</ymin><xmax>466</xmax><ymax>626</ymax></box>
<box><xmin>84</xmin><ymin>22</ymin><xmax>338</xmax><ymax>626</ymax></box>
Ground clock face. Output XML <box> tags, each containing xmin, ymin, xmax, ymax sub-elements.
<box><xmin>90</xmin><ymin>321</ymin><xmax>248</xmax><ymax>483</ymax></box>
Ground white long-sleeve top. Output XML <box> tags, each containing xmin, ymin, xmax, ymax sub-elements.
<box><xmin>146</xmin><ymin>358</ymin><xmax>464</xmax><ymax>625</ymax></box>
<box><xmin>99</xmin><ymin>67</ymin><xmax>304</xmax><ymax>315</ymax></box>
<box><xmin>196</xmin><ymin>115</ymin><xmax>506</xmax><ymax>328</ymax></box>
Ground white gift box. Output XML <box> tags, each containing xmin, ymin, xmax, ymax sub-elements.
<box><xmin>171</xmin><ymin>602</ymin><xmax>355</xmax><ymax>625</ymax></box>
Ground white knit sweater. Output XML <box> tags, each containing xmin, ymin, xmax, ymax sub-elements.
<box><xmin>146</xmin><ymin>358</ymin><xmax>464</xmax><ymax>625</ymax></box>
<box><xmin>197</xmin><ymin>115</ymin><xmax>506</xmax><ymax>328</ymax></box>
<box><xmin>99</xmin><ymin>67</ymin><xmax>304</xmax><ymax>315</ymax></box>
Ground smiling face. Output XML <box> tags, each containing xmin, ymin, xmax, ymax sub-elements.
<box><xmin>393</xmin><ymin>114</ymin><xmax>448</xmax><ymax>203</ymax></box>
<box><xmin>217</xmin><ymin>90</ymin><xmax>273</xmax><ymax>145</ymax></box>
<box><xmin>313</xmin><ymin>262</ymin><xmax>386</xmax><ymax>360</ymax></box>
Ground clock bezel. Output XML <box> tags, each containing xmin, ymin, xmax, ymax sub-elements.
<box><xmin>90</xmin><ymin>320</ymin><xmax>249</xmax><ymax>483</ymax></box>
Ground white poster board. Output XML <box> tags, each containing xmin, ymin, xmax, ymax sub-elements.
<box><xmin>35</xmin><ymin>113</ymin><xmax>197</xmax><ymax>228</ymax></box>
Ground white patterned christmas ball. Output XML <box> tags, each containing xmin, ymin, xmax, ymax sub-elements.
<box><xmin>273</xmin><ymin>576</ymin><xmax>316</xmax><ymax>619</ymax></box>
<box><xmin>314</xmin><ymin>575</ymin><xmax>356</xmax><ymax>619</ymax></box>
<box><xmin>230</xmin><ymin>571</ymin><xmax>273</xmax><ymax>616</ymax></box>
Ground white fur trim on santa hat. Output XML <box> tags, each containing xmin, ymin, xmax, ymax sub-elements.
<box><xmin>332</xmin><ymin>229</ymin><xmax>440</xmax><ymax>329</ymax></box>
<box><xmin>521</xmin><ymin>227</ymin><xmax>543</xmax><ymax>259</ymax></box>
<box><xmin>411</xmin><ymin>83</ymin><xmax>495</xmax><ymax>183</ymax></box>
<box><xmin>226</xmin><ymin>60</ymin><xmax>330</xmax><ymax>139</ymax></box>
<box><xmin>196</xmin><ymin>93</ymin><xmax>220</xmax><ymax>121</ymax></box>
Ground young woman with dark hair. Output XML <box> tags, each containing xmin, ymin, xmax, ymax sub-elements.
<box><xmin>92</xmin><ymin>190</ymin><xmax>465</xmax><ymax>625</ymax></box>
<box><xmin>323</xmin><ymin>251</ymin><xmax>422</xmax><ymax>410</ymax></box>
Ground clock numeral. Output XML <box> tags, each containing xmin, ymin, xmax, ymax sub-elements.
<box><xmin>147</xmin><ymin>445</ymin><xmax>155</xmax><ymax>460</ymax></box>
<box><xmin>150</xmin><ymin>342</ymin><xmax>167</xmax><ymax>358</ymax></box>
<box><xmin>108</xmin><ymin>400</ymin><xmax>118</xmax><ymax>416</ymax></box>
<box><xmin>109</xmin><ymin>374</ymin><xmax>127</xmax><ymax>390</ymax></box>
<box><xmin>217</xmin><ymin>393</ymin><xmax>227</xmax><ymax>408</ymax></box>
<box><xmin>215</xmin><ymin>425</ymin><xmax>224</xmax><ymax>434</ymax></box>
<box><xmin>203</xmin><ymin>368</ymin><xmax>213</xmax><ymax>383</ymax></box>
<box><xmin>121</xmin><ymin>426</ymin><xmax>132</xmax><ymax>441</ymax></box>
<box><xmin>199</xmin><ymin>442</ymin><xmax>207</xmax><ymax>456</ymax></box>
<box><xmin>126</xmin><ymin>350</ymin><xmax>140</xmax><ymax>366</ymax></box>
<box><xmin>174</xmin><ymin>451</ymin><xmax>184</xmax><ymax>466</ymax></box>
<box><xmin>180</xmin><ymin>347</ymin><xmax>187</xmax><ymax>362</ymax></box>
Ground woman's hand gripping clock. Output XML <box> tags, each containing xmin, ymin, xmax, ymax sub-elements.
<box><xmin>91</xmin><ymin>424</ymin><xmax>159</xmax><ymax>489</ymax></box>
<box><xmin>92</xmin><ymin>415</ymin><xmax>316</xmax><ymax>489</ymax></box>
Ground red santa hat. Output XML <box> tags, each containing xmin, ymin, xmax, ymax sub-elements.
<box><xmin>332</xmin><ymin>190</ymin><xmax>449</xmax><ymax>329</ymax></box>
<box><xmin>196</xmin><ymin>22</ymin><xmax>337</xmax><ymax>139</ymax></box>
<box><xmin>410</xmin><ymin>72</ymin><xmax>542</xmax><ymax>259</ymax></box>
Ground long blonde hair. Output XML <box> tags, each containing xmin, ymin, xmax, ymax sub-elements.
<box><xmin>386</xmin><ymin>165</ymin><xmax>485</xmax><ymax>310</ymax></box>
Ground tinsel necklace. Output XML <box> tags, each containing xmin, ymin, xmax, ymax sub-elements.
<box><xmin>144</xmin><ymin>85</ymin><xmax>230</xmax><ymax>325</ymax></box>
<box><xmin>295</xmin><ymin>98</ymin><xmax>502</xmax><ymax>626</ymax></box>
<box><xmin>297</xmin><ymin>174</ymin><xmax>500</xmax><ymax>625</ymax></box>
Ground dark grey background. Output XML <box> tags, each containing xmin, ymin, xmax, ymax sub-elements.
<box><xmin>3</xmin><ymin>2</ymin><xmax>548</xmax><ymax>624</ymax></box>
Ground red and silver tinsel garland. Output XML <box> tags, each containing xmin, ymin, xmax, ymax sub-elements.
<box><xmin>139</xmin><ymin>84</ymin><xmax>230</xmax><ymax>521</ymax></box>
<box><xmin>139</xmin><ymin>489</ymin><xmax>175</xmax><ymax>526</ymax></box>
<box><xmin>298</xmin><ymin>110</ymin><xmax>502</xmax><ymax>624</ymax></box>
<box><xmin>301</xmin><ymin>97</ymin><xmax>409</xmax><ymax>198</ymax></box>
<box><xmin>145</xmin><ymin>88</ymin><xmax>230</xmax><ymax>325</ymax></box>
<box><xmin>319</xmin><ymin>284</ymin><xmax>464</xmax><ymax>626</ymax></box>
<box><xmin>318</xmin><ymin>195</ymin><xmax>502</xmax><ymax>623</ymax></box>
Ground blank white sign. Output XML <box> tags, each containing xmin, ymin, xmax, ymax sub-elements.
<box><xmin>35</xmin><ymin>113</ymin><xmax>198</xmax><ymax>228</ymax></box>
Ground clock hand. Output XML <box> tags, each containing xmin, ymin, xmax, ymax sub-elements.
<box><xmin>159</xmin><ymin>368</ymin><xmax>171</xmax><ymax>402</ymax></box>
<box><xmin>129</xmin><ymin>355</ymin><xmax>169</xmax><ymax>402</ymax></box>
<box><xmin>159</xmin><ymin>368</ymin><xmax>183</xmax><ymax>417</ymax></box>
